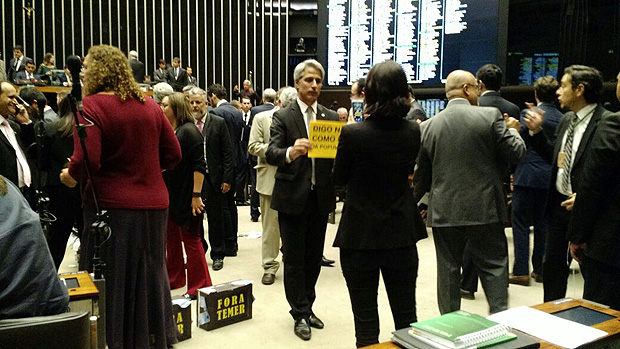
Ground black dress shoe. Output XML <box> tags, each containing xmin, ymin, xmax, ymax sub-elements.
<box><xmin>294</xmin><ymin>318</ymin><xmax>311</xmax><ymax>340</ymax></box>
<box><xmin>213</xmin><ymin>259</ymin><xmax>224</xmax><ymax>271</ymax></box>
<box><xmin>308</xmin><ymin>314</ymin><xmax>324</xmax><ymax>329</ymax></box>
<box><xmin>261</xmin><ymin>273</ymin><xmax>275</xmax><ymax>285</ymax></box>
<box><xmin>321</xmin><ymin>256</ymin><xmax>335</xmax><ymax>267</ymax></box>
<box><xmin>251</xmin><ymin>216</ymin><xmax>259</xmax><ymax>222</ymax></box>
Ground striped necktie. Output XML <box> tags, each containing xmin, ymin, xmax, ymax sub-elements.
<box><xmin>560</xmin><ymin>113</ymin><xmax>579</xmax><ymax>194</ymax></box>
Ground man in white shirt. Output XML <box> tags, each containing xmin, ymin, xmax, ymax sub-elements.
<box><xmin>523</xmin><ymin>65</ymin><xmax>613</xmax><ymax>303</ymax></box>
<box><xmin>0</xmin><ymin>82</ymin><xmax>33</xmax><ymax>195</ymax></box>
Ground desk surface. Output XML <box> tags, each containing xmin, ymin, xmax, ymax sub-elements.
<box><xmin>59</xmin><ymin>271</ymin><xmax>99</xmax><ymax>301</ymax></box>
<box><xmin>368</xmin><ymin>299</ymin><xmax>620</xmax><ymax>349</ymax></box>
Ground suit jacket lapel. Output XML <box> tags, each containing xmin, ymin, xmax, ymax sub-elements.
<box><xmin>573</xmin><ymin>105</ymin><xmax>602</xmax><ymax>166</ymax></box>
<box><xmin>203</xmin><ymin>113</ymin><xmax>213</xmax><ymax>144</ymax></box>
<box><xmin>292</xmin><ymin>101</ymin><xmax>308</xmax><ymax>138</ymax></box>
<box><xmin>552</xmin><ymin>113</ymin><xmax>573</xmax><ymax>166</ymax></box>
<box><xmin>0</xmin><ymin>129</ymin><xmax>13</xmax><ymax>150</ymax></box>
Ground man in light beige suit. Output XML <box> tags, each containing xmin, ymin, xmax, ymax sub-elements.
<box><xmin>249</xmin><ymin>86</ymin><xmax>298</xmax><ymax>285</ymax></box>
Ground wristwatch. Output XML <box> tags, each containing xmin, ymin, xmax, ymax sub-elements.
<box><xmin>192</xmin><ymin>192</ymin><xmax>201</xmax><ymax>197</ymax></box>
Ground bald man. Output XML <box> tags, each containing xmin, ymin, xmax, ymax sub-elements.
<box><xmin>414</xmin><ymin>70</ymin><xmax>526</xmax><ymax>314</ymax></box>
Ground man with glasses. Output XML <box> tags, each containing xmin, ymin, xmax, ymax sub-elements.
<box><xmin>414</xmin><ymin>70</ymin><xmax>526</xmax><ymax>314</ymax></box>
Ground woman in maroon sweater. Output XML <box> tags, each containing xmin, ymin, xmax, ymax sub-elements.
<box><xmin>60</xmin><ymin>45</ymin><xmax>181</xmax><ymax>349</ymax></box>
<box><xmin>161</xmin><ymin>92</ymin><xmax>212</xmax><ymax>299</ymax></box>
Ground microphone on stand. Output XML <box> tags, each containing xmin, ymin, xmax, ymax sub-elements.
<box><xmin>66</xmin><ymin>55</ymin><xmax>83</xmax><ymax>106</ymax></box>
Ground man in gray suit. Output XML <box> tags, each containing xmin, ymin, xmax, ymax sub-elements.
<box><xmin>248</xmin><ymin>87</ymin><xmax>297</xmax><ymax>285</ymax></box>
<box><xmin>414</xmin><ymin>70</ymin><xmax>526</xmax><ymax>314</ymax></box>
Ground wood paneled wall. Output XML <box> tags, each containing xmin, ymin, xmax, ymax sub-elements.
<box><xmin>1</xmin><ymin>0</ymin><xmax>290</xmax><ymax>98</ymax></box>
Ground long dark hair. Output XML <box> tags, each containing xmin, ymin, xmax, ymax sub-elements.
<box><xmin>57</xmin><ymin>96</ymin><xmax>75</xmax><ymax>137</ymax></box>
<box><xmin>364</xmin><ymin>61</ymin><xmax>410</xmax><ymax>119</ymax></box>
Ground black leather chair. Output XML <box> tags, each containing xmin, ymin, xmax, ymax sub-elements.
<box><xmin>0</xmin><ymin>311</ymin><xmax>90</xmax><ymax>349</ymax></box>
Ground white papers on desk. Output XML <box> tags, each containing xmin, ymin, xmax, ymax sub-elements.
<box><xmin>487</xmin><ymin>306</ymin><xmax>607</xmax><ymax>348</ymax></box>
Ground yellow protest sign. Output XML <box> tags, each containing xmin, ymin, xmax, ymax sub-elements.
<box><xmin>308</xmin><ymin>120</ymin><xmax>343</xmax><ymax>158</ymax></box>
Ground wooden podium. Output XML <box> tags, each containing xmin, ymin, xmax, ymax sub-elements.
<box><xmin>367</xmin><ymin>299</ymin><xmax>620</xmax><ymax>349</ymax></box>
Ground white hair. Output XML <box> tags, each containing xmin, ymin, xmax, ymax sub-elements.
<box><xmin>129</xmin><ymin>50</ymin><xmax>138</xmax><ymax>60</ymax></box>
<box><xmin>279</xmin><ymin>87</ymin><xmax>298</xmax><ymax>108</ymax></box>
<box><xmin>153</xmin><ymin>82</ymin><xmax>173</xmax><ymax>103</ymax></box>
<box><xmin>293</xmin><ymin>59</ymin><xmax>324</xmax><ymax>82</ymax></box>
<box><xmin>263</xmin><ymin>88</ymin><xmax>277</xmax><ymax>103</ymax></box>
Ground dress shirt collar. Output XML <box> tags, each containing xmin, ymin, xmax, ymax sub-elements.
<box><xmin>481</xmin><ymin>90</ymin><xmax>496</xmax><ymax>97</ymax></box>
<box><xmin>296</xmin><ymin>98</ymin><xmax>317</xmax><ymax>115</ymax></box>
<box><xmin>575</xmin><ymin>103</ymin><xmax>597</xmax><ymax>121</ymax></box>
<box><xmin>216</xmin><ymin>99</ymin><xmax>227</xmax><ymax>108</ymax></box>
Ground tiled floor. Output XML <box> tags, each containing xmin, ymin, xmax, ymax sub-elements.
<box><xmin>60</xmin><ymin>202</ymin><xmax>585</xmax><ymax>348</ymax></box>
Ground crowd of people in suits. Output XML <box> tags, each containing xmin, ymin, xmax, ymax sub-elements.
<box><xmin>1</xmin><ymin>40</ymin><xmax>620</xmax><ymax>348</ymax></box>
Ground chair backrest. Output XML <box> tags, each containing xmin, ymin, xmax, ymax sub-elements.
<box><xmin>0</xmin><ymin>311</ymin><xmax>90</xmax><ymax>349</ymax></box>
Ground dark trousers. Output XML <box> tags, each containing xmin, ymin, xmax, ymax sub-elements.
<box><xmin>204</xmin><ymin>175</ymin><xmax>226</xmax><ymax>260</ymax></box>
<box><xmin>433</xmin><ymin>223</ymin><xmax>508</xmax><ymax>314</ymax></box>
<box><xmin>222</xmin><ymin>178</ymin><xmax>238</xmax><ymax>254</ymax></box>
<box><xmin>581</xmin><ymin>256</ymin><xmax>620</xmax><ymax>310</ymax></box>
<box><xmin>47</xmin><ymin>184</ymin><xmax>83</xmax><ymax>269</ymax></box>
<box><xmin>341</xmin><ymin>246</ymin><xmax>419</xmax><ymax>348</ymax></box>
<box><xmin>461</xmin><ymin>244</ymin><xmax>478</xmax><ymax>293</ymax></box>
<box><xmin>278</xmin><ymin>191</ymin><xmax>328</xmax><ymax>320</ymax></box>
<box><xmin>512</xmin><ymin>186</ymin><xmax>547</xmax><ymax>275</ymax></box>
<box><xmin>235</xmin><ymin>160</ymin><xmax>250</xmax><ymax>203</ymax></box>
<box><xmin>542</xmin><ymin>203</ymin><xmax>571</xmax><ymax>302</ymax></box>
<box><xmin>249</xmin><ymin>160</ymin><xmax>260</xmax><ymax>219</ymax></box>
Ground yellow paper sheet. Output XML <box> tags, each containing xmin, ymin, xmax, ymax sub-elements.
<box><xmin>307</xmin><ymin>120</ymin><xmax>343</xmax><ymax>159</ymax></box>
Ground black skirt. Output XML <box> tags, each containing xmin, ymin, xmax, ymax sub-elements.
<box><xmin>80</xmin><ymin>206</ymin><xmax>177</xmax><ymax>349</ymax></box>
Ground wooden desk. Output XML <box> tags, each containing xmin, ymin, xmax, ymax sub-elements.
<box><xmin>59</xmin><ymin>271</ymin><xmax>99</xmax><ymax>301</ymax></box>
<box><xmin>531</xmin><ymin>298</ymin><xmax>620</xmax><ymax>348</ymax></box>
<box><xmin>368</xmin><ymin>299</ymin><xmax>620</xmax><ymax>349</ymax></box>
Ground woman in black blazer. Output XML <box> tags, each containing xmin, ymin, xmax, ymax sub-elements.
<box><xmin>161</xmin><ymin>92</ymin><xmax>212</xmax><ymax>299</ymax></box>
<box><xmin>333</xmin><ymin>60</ymin><xmax>427</xmax><ymax>347</ymax></box>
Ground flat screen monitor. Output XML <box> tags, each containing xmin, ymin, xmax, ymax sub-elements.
<box><xmin>318</xmin><ymin>0</ymin><xmax>507</xmax><ymax>87</ymax></box>
<box><xmin>418</xmin><ymin>98</ymin><xmax>447</xmax><ymax>118</ymax></box>
<box><xmin>506</xmin><ymin>52</ymin><xmax>559</xmax><ymax>86</ymax></box>
<box><xmin>552</xmin><ymin>306</ymin><xmax>616</xmax><ymax>327</ymax></box>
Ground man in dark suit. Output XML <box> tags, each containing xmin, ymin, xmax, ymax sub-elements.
<box><xmin>524</xmin><ymin>65</ymin><xmax>613</xmax><ymax>302</ymax></box>
<box><xmin>236</xmin><ymin>96</ymin><xmax>253</xmax><ymax>206</ymax></box>
<box><xmin>186</xmin><ymin>67</ymin><xmax>197</xmax><ymax>86</ymax></box>
<box><xmin>167</xmin><ymin>57</ymin><xmax>188</xmax><ymax>91</ymax></box>
<box><xmin>414</xmin><ymin>70</ymin><xmax>526</xmax><ymax>315</ymax></box>
<box><xmin>247</xmin><ymin>88</ymin><xmax>277</xmax><ymax>221</ymax></box>
<box><xmin>209</xmin><ymin>83</ymin><xmax>245</xmax><ymax>264</ymax></box>
<box><xmin>188</xmin><ymin>87</ymin><xmax>234</xmax><ymax>272</ymax></box>
<box><xmin>266</xmin><ymin>59</ymin><xmax>338</xmax><ymax>341</ymax></box>
<box><xmin>7</xmin><ymin>45</ymin><xmax>33</xmax><ymax>83</ymax></box>
<box><xmin>405</xmin><ymin>85</ymin><xmax>427</xmax><ymax>123</ymax></box>
<box><xmin>0</xmin><ymin>82</ymin><xmax>34</xmax><ymax>196</ymax></box>
<box><xmin>476</xmin><ymin>64</ymin><xmax>520</xmax><ymax>118</ymax></box>
<box><xmin>128</xmin><ymin>50</ymin><xmax>145</xmax><ymax>83</ymax></box>
<box><xmin>567</xmin><ymin>71</ymin><xmax>620</xmax><ymax>310</ymax></box>
<box><xmin>152</xmin><ymin>59</ymin><xmax>168</xmax><ymax>83</ymax></box>
<box><xmin>509</xmin><ymin>76</ymin><xmax>563</xmax><ymax>287</ymax></box>
<box><xmin>14</xmin><ymin>61</ymin><xmax>42</xmax><ymax>85</ymax></box>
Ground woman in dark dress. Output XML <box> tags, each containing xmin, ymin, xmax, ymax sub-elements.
<box><xmin>41</xmin><ymin>96</ymin><xmax>82</xmax><ymax>269</ymax></box>
<box><xmin>332</xmin><ymin>60</ymin><xmax>427</xmax><ymax>347</ymax></box>
<box><xmin>160</xmin><ymin>92</ymin><xmax>212</xmax><ymax>299</ymax></box>
<box><xmin>60</xmin><ymin>45</ymin><xmax>181</xmax><ymax>349</ymax></box>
